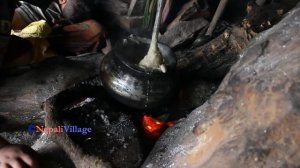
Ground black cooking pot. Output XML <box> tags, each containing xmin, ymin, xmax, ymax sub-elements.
<box><xmin>100</xmin><ymin>36</ymin><xmax>178</xmax><ymax>110</ymax></box>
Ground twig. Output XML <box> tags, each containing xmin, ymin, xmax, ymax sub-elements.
<box><xmin>205</xmin><ymin>0</ymin><xmax>229</xmax><ymax>36</ymax></box>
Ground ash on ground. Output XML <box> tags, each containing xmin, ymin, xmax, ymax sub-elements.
<box><xmin>61</xmin><ymin>95</ymin><xmax>148</xmax><ymax>168</ymax></box>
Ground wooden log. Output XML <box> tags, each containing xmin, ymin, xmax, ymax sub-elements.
<box><xmin>158</xmin><ymin>0</ymin><xmax>209</xmax><ymax>49</ymax></box>
<box><xmin>176</xmin><ymin>25</ymin><xmax>248</xmax><ymax>80</ymax></box>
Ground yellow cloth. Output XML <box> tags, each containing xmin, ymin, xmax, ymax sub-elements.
<box><xmin>12</xmin><ymin>20</ymin><xmax>51</xmax><ymax>38</ymax></box>
<box><xmin>11</xmin><ymin>20</ymin><xmax>55</xmax><ymax>64</ymax></box>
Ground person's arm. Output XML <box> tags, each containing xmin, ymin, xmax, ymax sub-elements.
<box><xmin>0</xmin><ymin>136</ymin><xmax>39</xmax><ymax>168</ymax></box>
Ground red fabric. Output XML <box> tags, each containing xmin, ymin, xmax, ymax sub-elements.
<box><xmin>48</xmin><ymin>19</ymin><xmax>107</xmax><ymax>55</ymax></box>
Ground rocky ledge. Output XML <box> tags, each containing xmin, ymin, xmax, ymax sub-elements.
<box><xmin>143</xmin><ymin>3</ymin><xmax>300</xmax><ymax>168</ymax></box>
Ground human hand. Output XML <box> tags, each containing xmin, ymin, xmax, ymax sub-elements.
<box><xmin>0</xmin><ymin>144</ymin><xmax>38</xmax><ymax>168</ymax></box>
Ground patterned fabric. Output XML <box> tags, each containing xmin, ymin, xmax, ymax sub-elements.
<box><xmin>48</xmin><ymin>19</ymin><xmax>106</xmax><ymax>55</ymax></box>
<box><xmin>14</xmin><ymin>0</ymin><xmax>107</xmax><ymax>55</ymax></box>
<box><xmin>0</xmin><ymin>0</ymin><xmax>107</xmax><ymax>68</ymax></box>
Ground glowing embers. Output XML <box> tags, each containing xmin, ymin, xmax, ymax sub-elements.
<box><xmin>142</xmin><ymin>115</ymin><xmax>174</xmax><ymax>139</ymax></box>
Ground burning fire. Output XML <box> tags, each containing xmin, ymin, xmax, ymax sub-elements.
<box><xmin>142</xmin><ymin>115</ymin><xmax>174</xmax><ymax>139</ymax></box>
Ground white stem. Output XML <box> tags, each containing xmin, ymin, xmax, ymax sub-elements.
<box><xmin>139</xmin><ymin>0</ymin><xmax>166</xmax><ymax>72</ymax></box>
<box><xmin>149</xmin><ymin>0</ymin><xmax>164</xmax><ymax>49</ymax></box>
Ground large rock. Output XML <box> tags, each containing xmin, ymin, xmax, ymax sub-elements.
<box><xmin>143</xmin><ymin>3</ymin><xmax>300</xmax><ymax>168</ymax></box>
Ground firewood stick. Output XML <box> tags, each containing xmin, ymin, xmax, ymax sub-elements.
<box><xmin>205</xmin><ymin>0</ymin><xmax>229</xmax><ymax>36</ymax></box>
<box><xmin>150</xmin><ymin>0</ymin><xmax>163</xmax><ymax>50</ymax></box>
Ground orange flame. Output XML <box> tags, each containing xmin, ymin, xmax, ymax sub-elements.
<box><xmin>142</xmin><ymin>115</ymin><xmax>174</xmax><ymax>139</ymax></box>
